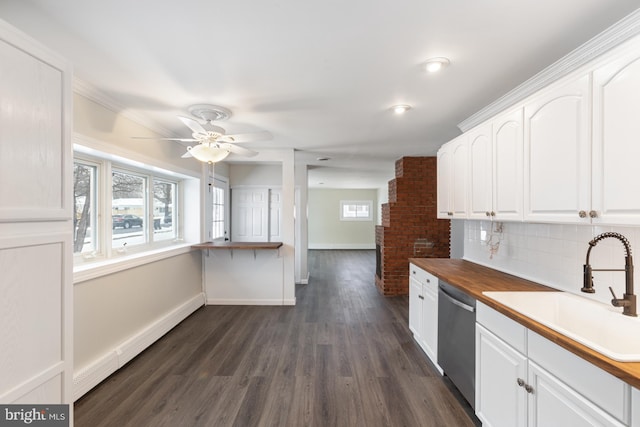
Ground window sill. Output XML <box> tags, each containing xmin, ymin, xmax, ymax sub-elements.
<box><xmin>73</xmin><ymin>243</ymin><xmax>197</xmax><ymax>284</ymax></box>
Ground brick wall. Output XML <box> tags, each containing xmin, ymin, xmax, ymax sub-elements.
<box><xmin>375</xmin><ymin>157</ymin><xmax>450</xmax><ymax>296</ymax></box>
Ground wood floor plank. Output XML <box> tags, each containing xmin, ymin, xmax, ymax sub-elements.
<box><xmin>74</xmin><ymin>250</ymin><xmax>480</xmax><ymax>427</ymax></box>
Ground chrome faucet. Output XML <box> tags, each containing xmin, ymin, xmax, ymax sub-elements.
<box><xmin>582</xmin><ymin>232</ymin><xmax>636</xmax><ymax>317</ymax></box>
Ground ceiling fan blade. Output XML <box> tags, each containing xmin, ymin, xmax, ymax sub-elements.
<box><xmin>132</xmin><ymin>136</ymin><xmax>198</xmax><ymax>142</ymax></box>
<box><xmin>178</xmin><ymin>116</ymin><xmax>207</xmax><ymax>134</ymax></box>
<box><xmin>219</xmin><ymin>143</ymin><xmax>258</xmax><ymax>157</ymax></box>
<box><xmin>218</xmin><ymin>131</ymin><xmax>272</xmax><ymax>143</ymax></box>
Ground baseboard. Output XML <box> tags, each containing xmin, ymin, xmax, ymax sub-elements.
<box><xmin>308</xmin><ymin>243</ymin><xmax>376</xmax><ymax>250</ymax></box>
<box><xmin>296</xmin><ymin>272</ymin><xmax>310</xmax><ymax>285</ymax></box>
<box><xmin>73</xmin><ymin>292</ymin><xmax>205</xmax><ymax>401</ymax></box>
<box><xmin>206</xmin><ymin>298</ymin><xmax>286</xmax><ymax>305</ymax></box>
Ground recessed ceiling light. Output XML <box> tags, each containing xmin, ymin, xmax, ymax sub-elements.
<box><xmin>424</xmin><ymin>57</ymin><xmax>450</xmax><ymax>73</ymax></box>
<box><xmin>392</xmin><ymin>104</ymin><xmax>411</xmax><ymax>114</ymax></box>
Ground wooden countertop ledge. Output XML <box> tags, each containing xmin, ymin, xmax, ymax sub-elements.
<box><xmin>409</xmin><ymin>258</ymin><xmax>640</xmax><ymax>390</ymax></box>
<box><xmin>192</xmin><ymin>241</ymin><xmax>283</xmax><ymax>250</ymax></box>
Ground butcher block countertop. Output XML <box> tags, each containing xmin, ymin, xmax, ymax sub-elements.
<box><xmin>410</xmin><ymin>258</ymin><xmax>640</xmax><ymax>390</ymax></box>
<box><xmin>192</xmin><ymin>241</ymin><xmax>283</xmax><ymax>250</ymax></box>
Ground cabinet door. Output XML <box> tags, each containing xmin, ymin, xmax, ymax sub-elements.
<box><xmin>409</xmin><ymin>277</ymin><xmax>423</xmax><ymax>340</ymax></box>
<box><xmin>231</xmin><ymin>188</ymin><xmax>269</xmax><ymax>242</ymax></box>
<box><xmin>528</xmin><ymin>362</ymin><xmax>625</xmax><ymax>427</ymax></box>
<box><xmin>493</xmin><ymin>108</ymin><xmax>524</xmax><ymax>221</ymax></box>
<box><xmin>592</xmin><ymin>39</ymin><xmax>640</xmax><ymax>225</ymax></box>
<box><xmin>451</xmin><ymin>136</ymin><xmax>469</xmax><ymax>218</ymax></box>
<box><xmin>523</xmin><ymin>75</ymin><xmax>591</xmax><ymax>223</ymax></box>
<box><xmin>468</xmin><ymin>125</ymin><xmax>493</xmax><ymax>219</ymax></box>
<box><xmin>437</xmin><ymin>145</ymin><xmax>452</xmax><ymax>219</ymax></box>
<box><xmin>421</xmin><ymin>275</ymin><xmax>440</xmax><ymax>371</ymax></box>
<box><xmin>476</xmin><ymin>324</ymin><xmax>527</xmax><ymax>427</ymax></box>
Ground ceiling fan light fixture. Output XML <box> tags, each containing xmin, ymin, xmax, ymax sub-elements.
<box><xmin>424</xmin><ymin>57</ymin><xmax>450</xmax><ymax>73</ymax></box>
<box><xmin>392</xmin><ymin>104</ymin><xmax>411</xmax><ymax>114</ymax></box>
<box><xmin>188</xmin><ymin>144</ymin><xmax>231</xmax><ymax>163</ymax></box>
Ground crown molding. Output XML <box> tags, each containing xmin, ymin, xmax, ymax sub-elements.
<box><xmin>73</xmin><ymin>77</ymin><xmax>174</xmax><ymax>137</ymax></box>
<box><xmin>458</xmin><ymin>8</ymin><xmax>640</xmax><ymax>132</ymax></box>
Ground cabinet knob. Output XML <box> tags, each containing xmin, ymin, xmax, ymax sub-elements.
<box><xmin>578</xmin><ymin>210</ymin><xmax>587</xmax><ymax>218</ymax></box>
<box><xmin>589</xmin><ymin>210</ymin><xmax>598</xmax><ymax>218</ymax></box>
<box><xmin>491</xmin><ymin>211</ymin><xmax>496</xmax><ymax>217</ymax></box>
<box><xmin>524</xmin><ymin>384</ymin><xmax>534</xmax><ymax>394</ymax></box>
<box><xmin>517</xmin><ymin>378</ymin><xmax>525</xmax><ymax>387</ymax></box>
<box><xmin>485</xmin><ymin>211</ymin><xmax>491</xmax><ymax>217</ymax></box>
<box><xmin>426</xmin><ymin>279</ymin><xmax>430</xmax><ymax>283</ymax></box>
<box><xmin>412</xmin><ymin>271</ymin><xmax>416</xmax><ymax>275</ymax></box>
<box><xmin>447</xmin><ymin>211</ymin><xmax>453</xmax><ymax>216</ymax></box>
<box><xmin>418</xmin><ymin>295</ymin><xmax>424</xmax><ymax>300</ymax></box>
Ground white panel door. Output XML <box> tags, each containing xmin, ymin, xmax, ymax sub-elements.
<box><xmin>592</xmin><ymin>39</ymin><xmax>640</xmax><ymax>225</ymax></box>
<box><xmin>493</xmin><ymin>108</ymin><xmax>524</xmax><ymax>221</ymax></box>
<box><xmin>468</xmin><ymin>125</ymin><xmax>493</xmax><ymax>219</ymax></box>
<box><xmin>231</xmin><ymin>188</ymin><xmax>269</xmax><ymax>242</ymax></box>
<box><xmin>524</xmin><ymin>75</ymin><xmax>591</xmax><ymax>223</ymax></box>
<box><xmin>0</xmin><ymin>20</ymin><xmax>72</xmax><ymax>409</ymax></box>
<box><xmin>269</xmin><ymin>189</ymin><xmax>282</xmax><ymax>242</ymax></box>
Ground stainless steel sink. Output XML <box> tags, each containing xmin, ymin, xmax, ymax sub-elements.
<box><xmin>483</xmin><ymin>291</ymin><xmax>640</xmax><ymax>362</ymax></box>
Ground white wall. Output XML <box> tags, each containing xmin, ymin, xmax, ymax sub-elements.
<box><xmin>377</xmin><ymin>184</ymin><xmax>389</xmax><ymax>227</ymax></box>
<box><xmin>308</xmin><ymin>188</ymin><xmax>377</xmax><ymax>249</ymax></box>
<box><xmin>229</xmin><ymin>164</ymin><xmax>282</xmax><ymax>187</ymax></box>
<box><xmin>72</xmin><ymin>93</ymin><xmax>204</xmax><ymax>398</ymax></box>
<box><xmin>464</xmin><ymin>220</ymin><xmax>640</xmax><ymax>306</ymax></box>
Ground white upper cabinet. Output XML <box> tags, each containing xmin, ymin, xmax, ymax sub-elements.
<box><xmin>468</xmin><ymin>124</ymin><xmax>493</xmax><ymax>219</ymax></box>
<box><xmin>493</xmin><ymin>109</ymin><xmax>524</xmax><ymax>221</ymax></box>
<box><xmin>523</xmin><ymin>75</ymin><xmax>591</xmax><ymax>224</ymax></box>
<box><xmin>437</xmin><ymin>136</ymin><xmax>468</xmax><ymax>219</ymax></box>
<box><xmin>467</xmin><ymin>109</ymin><xmax>524</xmax><ymax>221</ymax></box>
<box><xmin>592</xmin><ymin>37</ymin><xmax>640</xmax><ymax>225</ymax></box>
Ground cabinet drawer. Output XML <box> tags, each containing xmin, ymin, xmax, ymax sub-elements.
<box><xmin>409</xmin><ymin>264</ymin><xmax>436</xmax><ymax>286</ymax></box>
<box><xmin>528</xmin><ymin>330</ymin><xmax>630</xmax><ymax>424</ymax></box>
<box><xmin>477</xmin><ymin>301</ymin><xmax>527</xmax><ymax>354</ymax></box>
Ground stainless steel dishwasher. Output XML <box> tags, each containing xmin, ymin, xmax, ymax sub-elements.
<box><xmin>437</xmin><ymin>280</ymin><xmax>476</xmax><ymax>409</ymax></box>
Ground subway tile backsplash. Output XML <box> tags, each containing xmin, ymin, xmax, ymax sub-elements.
<box><xmin>463</xmin><ymin>221</ymin><xmax>640</xmax><ymax>305</ymax></box>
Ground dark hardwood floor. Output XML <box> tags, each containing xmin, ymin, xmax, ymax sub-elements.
<box><xmin>75</xmin><ymin>250</ymin><xmax>480</xmax><ymax>427</ymax></box>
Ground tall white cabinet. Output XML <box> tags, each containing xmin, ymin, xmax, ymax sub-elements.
<box><xmin>0</xmin><ymin>19</ymin><xmax>73</xmax><ymax>410</ymax></box>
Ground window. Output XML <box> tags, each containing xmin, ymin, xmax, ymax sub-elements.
<box><xmin>211</xmin><ymin>177</ymin><xmax>228</xmax><ymax>241</ymax></box>
<box><xmin>73</xmin><ymin>161</ymin><xmax>98</xmax><ymax>254</ymax></box>
<box><xmin>153</xmin><ymin>180</ymin><xmax>176</xmax><ymax>242</ymax></box>
<box><xmin>73</xmin><ymin>145</ymin><xmax>191</xmax><ymax>266</ymax></box>
<box><xmin>340</xmin><ymin>200</ymin><xmax>373</xmax><ymax>221</ymax></box>
<box><xmin>112</xmin><ymin>170</ymin><xmax>147</xmax><ymax>249</ymax></box>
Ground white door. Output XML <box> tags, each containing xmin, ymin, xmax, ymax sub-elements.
<box><xmin>476</xmin><ymin>325</ymin><xmax>527</xmax><ymax>427</ymax></box>
<box><xmin>523</xmin><ymin>75</ymin><xmax>591</xmax><ymax>223</ymax></box>
<box><xmin>0</xmin><ymin>21</ymin><xmax>73</xmax><ymax>407</ymax></box>
<box><xmin>231</xmin><ymin>188</ymin><xmax>269</xmax><ymax>242</ymax></box>
<box><xmin>269</xmin><ymin>189</ymin><xmax>282</xmax><ymax>242</ymax></box>
<box><xmin>592</xmin><ymin>39</ymin><xmax>640</xmax><ymax>225</ymax></box>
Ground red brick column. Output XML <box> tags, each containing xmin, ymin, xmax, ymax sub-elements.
<box><xmin>375</xmin><ymin>157</ymin><xmax>450</xmax><ymax>296</ymax></box>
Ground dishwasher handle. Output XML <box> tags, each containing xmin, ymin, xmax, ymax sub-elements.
<box><xmin>439</xmin><ymin>287</ymin><xmax>475</xmax><ymax>313</ymax></box>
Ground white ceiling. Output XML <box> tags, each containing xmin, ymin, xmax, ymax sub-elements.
<box><xmin>1</xmin><ymin>1</ymin><xmax>638</xmax><ymax>188</ymax></box>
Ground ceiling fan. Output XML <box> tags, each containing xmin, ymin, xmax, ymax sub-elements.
<box><xmin>134</xmin><ymin>104</ymin><xmax>271</xmax><ymax>163</ymax></box>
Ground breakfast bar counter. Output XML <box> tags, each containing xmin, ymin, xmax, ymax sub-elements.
<box><xmin>193</xmin><ymin>241</ymin><xmax>287</xmax><ymax>305</ymax></box>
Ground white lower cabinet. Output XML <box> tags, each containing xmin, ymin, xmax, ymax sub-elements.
<box><xmin>409</xmin><ymin>264</ymin><xmax>442</xmax><ymax>373</ymax></box>
<box><xmin>476</xmin><ymin>302</ymin><xmax>629</xmax><ymax>427</ymax></box>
